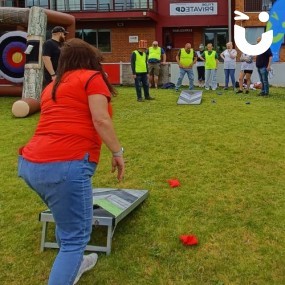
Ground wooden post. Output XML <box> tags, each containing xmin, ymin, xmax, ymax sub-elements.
<box><xmin>12</xmin><ymin>6</ymin><xmax>46</xmax><ymax>117</ymax></box>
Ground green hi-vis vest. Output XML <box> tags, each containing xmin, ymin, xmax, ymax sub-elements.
<box><xmin>148</xmin><ymin>46</ymin><xmax>161</xmax><ymax>60</ymax></box>
<box><xmin>205</xmin><ymin>51</ymin><xmax>217</xmax><ymax>69</ymax></box>
<box><xmin>134</xmin><ymin>50</ymin><xmax>147</xmax><ymax>73</ymax></box>
<box><xmin>180</xmin><ymin>48</ymin><xmax>194</xmax><ymax>66</ymax></box>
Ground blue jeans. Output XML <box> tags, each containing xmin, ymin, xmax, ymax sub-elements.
<box><xmin>176</xmin><ymin>68</ymin><xmax>194</xmax><ymax>90</ymax></box>
<box><xmin>18</xmin><ymin>154</ymin><xmax>97</xmax><ymax>285</ymax></box>
<box><xmin>134</xmin><ymin>73</ymin><xmax>150</xmax><ymax>99</ymax></box>
<box><xmin>257</xmin><ymin>67</ymin><xmax>269</xmax><ymax>94</ymax></box>
<box><xmin>224</xmin><ymin>69</ymin><xmax>235</xmax><ymax>88</ymax></box>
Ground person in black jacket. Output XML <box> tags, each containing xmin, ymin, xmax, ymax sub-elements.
<box><xmin>255</xmin><ymin>37</ymin><xmax>273</xmax><ymax>96</ymax></box>
<box><xmin>131</xmin><ymin>40</ymin><xmax>155</xmax><ymax>102</ymax></box>
<box><xmin>42</xmin><ymin>26</ymin><xmax>68</xmax><ymax>88</ymax></box>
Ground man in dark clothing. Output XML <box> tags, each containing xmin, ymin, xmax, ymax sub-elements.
<box><xmin>131</xmin><ymin>40</ymin><xmax>154</xmax><ymax>102</ymax></box>
<box><xmin>42</xmin><ymin>26</ymin><xmax>68</xmax><ymax>88</ymax></box>
<box><xmin>256</xmin><ymin>37</ymin><xmax>273</xmax><ymax>96</ymax></box>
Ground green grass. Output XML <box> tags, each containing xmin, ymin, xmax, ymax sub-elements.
<box><xmin>1</xmin><ymin>87</ymin><xmax>285</xmax><ymax>285</ymax></box>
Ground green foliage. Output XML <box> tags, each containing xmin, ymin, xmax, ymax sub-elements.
<box><xmin>1</xmin><ymin>87</ymin><xmax>285</xmax><ymax>284</ymax></box>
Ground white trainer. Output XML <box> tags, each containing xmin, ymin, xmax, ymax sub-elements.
<box><xmin>73</xmin><ymin>253</ymin><xmax>98</xmax><ymax>284</ymax></box>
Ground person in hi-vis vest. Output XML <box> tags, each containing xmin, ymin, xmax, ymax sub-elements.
<box><xmin>131</xmin><ymin>40</ymin><xmax>155</xmax><ymax>102</ymax></box>
<box><xmin>199</xmin><ymin>43</ymin><xmax>219</xmax><ymax>91</ymax></box>
<box><xmin>175</xmin><ymin>43</ymin><xmax>197</xmax><ymax>91</ymax></box>
<box><xmin>146</xmin><ymin>41</ymin><xmax>166</xmax><ymax>89</ymax></box>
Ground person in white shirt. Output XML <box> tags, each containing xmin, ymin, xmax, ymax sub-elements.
<box><xmin>196</xmin><ymin>44</ymin><xmax>205</xmax><ymax>87</ymax></box>
<box><xmin>236</xmin><ymin>53</ymin><xmax>254</xmax><ymax>94</ymax></box>
<box><xmin>220</xmin><ymin>42</ymin><xmax>237</xmax><ymax>90</ymax></box>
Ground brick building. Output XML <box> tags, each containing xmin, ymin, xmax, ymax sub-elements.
<box><xmin>0</xmin><ymin>0</ymin><xmax>284</xmax><ymax>62</ymax></box>
<box><xmin>0</xmin><ymin>0</ymin><xmax>229</xmax><ymax>62</ymax></box>
<box><xmin>64</xmin><ymin>0</ymin><xmax>230</xmax><ymax>62</ymax></box>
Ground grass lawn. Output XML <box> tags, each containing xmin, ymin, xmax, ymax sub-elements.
<box><xmin>0</xmin><ymin>86</ymin><xmax>285</xmax><ymax>285</ymax></box>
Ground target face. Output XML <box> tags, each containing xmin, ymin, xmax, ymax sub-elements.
<box><xmin>0</xmin><ymin>31</ymin><xmax>27</xmax><ymax>83</ymax></box>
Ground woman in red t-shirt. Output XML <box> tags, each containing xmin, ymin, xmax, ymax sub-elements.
<box><xmin>18</xmin><ymin>38</ymin><xmax>125</xmax><ymax>285</ymax></box>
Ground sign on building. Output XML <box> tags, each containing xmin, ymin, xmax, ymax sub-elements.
<box><xmin>170</xmin><ymin>2</ymin><xmax>218</xmax><ymax>16</ymax></box>
<box><xmin>129</xmin><ymin>36</ymin><xmax>139</xmax><ymax>43</ymax></box>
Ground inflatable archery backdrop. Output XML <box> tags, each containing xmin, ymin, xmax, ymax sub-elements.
<box><xmin>0</xmin><ymin>31</ymin><xmax>27</xmax><ymax>85</ymax></box>
<box><xmin>266</xmin><ymin>0</ymin><xmax>285</xmax><ymax>62</ymax></box>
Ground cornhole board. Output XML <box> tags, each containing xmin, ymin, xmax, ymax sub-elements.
<box><xmin>39</xmin><ymin>188</ymin><xmax>148</xmax><ymax>255</ymax></box>
<box><xmin>177</xmin><ymin>90</ymin><xmax>203</xmax><ymax>105</ymax></box>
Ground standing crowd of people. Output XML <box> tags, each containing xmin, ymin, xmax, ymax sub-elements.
<box><xmin>38</xmin><ymin>26</ymin><xmax>275</xmax><ymax>102</ymax></box>
<box><xmin>174</xmin><ymin>40</ymin><xmax>272</xmax><ymax>96</ymax></box>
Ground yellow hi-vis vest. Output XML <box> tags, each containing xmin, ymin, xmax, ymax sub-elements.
<box><xmin>148</xmin><ymin>46</ymin><xmax>161</xmax><ymax>60</ymax></box>
<box><xmin>179</xmin><ymin>48</ymin><xmax>194</xmax><ymax>66</ymax></box>
<box><xmin>134</xmin><ymin>50</ymin><xmax>147</xmax><ymax>73</ymax></box>
<box><xmin>205</xmin><ymin>51</ymin><xmax>217</xmax><ymax>69</ymax></box>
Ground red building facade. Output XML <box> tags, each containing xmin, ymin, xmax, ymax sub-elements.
<box><xmin>1</xmin><ymin>0</ymin><xmax>284</xmax><ymax>62</ymax></box>
<box><xmin>68</xmin><ymin>0</ymin><xmax>230</xmax><ymax>62</ymax></box>
<box><xmin>156</xmin><ymin>0</ymin><xmax>229</xmax><ymax>61</ymax></box>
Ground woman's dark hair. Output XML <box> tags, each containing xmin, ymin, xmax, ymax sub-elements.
<box><xmin>51</xmin><ymin>38</ymin><xmax>116</xmax><ymax>100</ymax></box>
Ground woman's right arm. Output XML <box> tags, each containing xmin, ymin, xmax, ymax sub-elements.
<box><xmin>88</xmin><ymin>94</ymin><xmax>125</xmax><ymax>181</ymax></box>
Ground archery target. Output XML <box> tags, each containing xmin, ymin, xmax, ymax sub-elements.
<box><xmin>0</xmin><ymin>31</ymin><xmax>27</xmax><ymax>83</ymax></box>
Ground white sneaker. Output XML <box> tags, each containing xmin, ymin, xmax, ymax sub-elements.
<box><xmin>205</xmin><ymin>87</ymin><xmax>210</xmax><ymax>90</ymax></box>
<box><xmin>73</xmin><ymin>253</ymin><xmax>98</xmax><ymax>284</ymax></box>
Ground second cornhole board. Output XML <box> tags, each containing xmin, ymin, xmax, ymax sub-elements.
<box><xmin>177</xmin><ymin>90</ymin><xmax>203</xmax><ymax>105</ymax></box>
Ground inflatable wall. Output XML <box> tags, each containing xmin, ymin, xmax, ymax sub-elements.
<box><xmin>266</xmin><ymin>0</ymin><xmax>285</xmax><ymax>62</ymax></box>
<box><xmin>0</xmin><ymin>7</ymin><xmax>75</xmax><ymax>117</ymax></box>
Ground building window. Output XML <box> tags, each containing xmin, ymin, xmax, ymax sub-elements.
<box><xmin>25</xmin><ymin>0</ymin><xmax>154</xmax><ymax>11</ymax></box>
<box><xmin>244</xmin><ymin>0</ymin><xmax>276</xmax><ymax>12</ymax></box>
<box><xmin>26</xmin><ymin>0</ymin><xmax>49</xmax><ymax>8</ymax></box>
<box><xmin>0</xmin><ymin>0</ymin><xmax>14</xmax><ymax>7</ymax></box>
<box><xmin>245</xmin><ymin>27</ymin><xmax>265</xmax><ymax>44</ymax></box>
<box><xmin>83</xmin><ymin>0</ymin><xmax>97</xmax><ymax>10</ymax></box>
<box><xmin>55</xmin><ymin>0</ymin><xmax>80</xmax><ymax>11</ymax></box>
<box><xmin>76</xmin><ymin>29</ymin><xmax>111</xmax><ymax>52</ymax></box>
<box><xmin>98</xmin><ymin>0</ymin><xmax>111</xmax><ymax>11</ymax></box>
<box><xmin>204</xmin><ymin>28</ymin><xmax>228</xmax><ymax>56</ymax></box>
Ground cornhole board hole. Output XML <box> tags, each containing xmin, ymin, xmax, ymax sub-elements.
<box><xmin>39</xmin><ymin>188</ymin><xmax>148</xmax><ymax>255</ymax></box>
<box><xmin>177</xmin><ymin>90</ymin><xmax>203</xmax><ymax>105</ymax></box>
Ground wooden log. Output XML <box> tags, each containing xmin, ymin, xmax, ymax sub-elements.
<box><xmin>0</xmin><ymin>8</ymin><xmax>29</xmax><ymax>26</ymax></box>
<box><xmin>12</xmin><ymin>98</ymin><xmax>40</xmax><ymax>118</ymax></box>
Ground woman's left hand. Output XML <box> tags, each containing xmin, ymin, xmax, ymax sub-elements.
<box><xmin>111</xmin><ymin>156</ymin><xmax>125</xmax><ymax>181</ymax></box>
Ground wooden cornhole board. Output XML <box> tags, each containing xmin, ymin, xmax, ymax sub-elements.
<box><xmin>39</xmin><ymin>188</ymin><xmax>148</xmax><ymax>255</ymax></box>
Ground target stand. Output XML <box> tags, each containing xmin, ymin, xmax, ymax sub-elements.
<box><xmin>177</xmin><ymin>90</ymin><xmax>203</xmax><ymax>105</ymax></box>
<box><xmin>39</xmin><ymin>188</ymin><xmax>148</xmax><ymax>255</ymax></box>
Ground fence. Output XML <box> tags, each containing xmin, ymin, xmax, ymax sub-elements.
<box><xmin>103</xmin><ymin>62</ymin><xmax>285</xmax><ymax>87</ymax></box>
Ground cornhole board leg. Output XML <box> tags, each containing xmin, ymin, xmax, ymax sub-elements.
<box><xmin>39</xmin><ymin>188</ymin><xmax>148</xmax><ymax>255</ymax></box>
<box><xmin>39</xmin><ymin>212</ymin><xmax>114</xmax><ymax>255</ymax></box>
<box><xmin>84</xmin><ymin>224</ymin><xmax>113</xmax><ymax>255</ymax></box>
<box><xmin>40</xmin><ymin>221</ymin><xmax>47</xmax><ymax>252</ymax></box>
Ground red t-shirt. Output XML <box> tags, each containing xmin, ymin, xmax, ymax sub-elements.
<box><xmin>22</xmin><ymin>69</ymin><xmax>112</xmax><ymax>163</ymax></box>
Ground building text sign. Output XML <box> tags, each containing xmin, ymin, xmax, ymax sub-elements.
<box><xmin>129</xmin><ymin>36</ymin><xmax>138</xmax><ymax>43</ymax></box>
<box><xmin>172</xmin><ymin>28</ymin><xmax>192</xmax><ymax>33</ymax></box>
<box><xmin>170</xmin><ymin>2</ymin><xmax>218</xmax><ymax>16</ymax></box>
